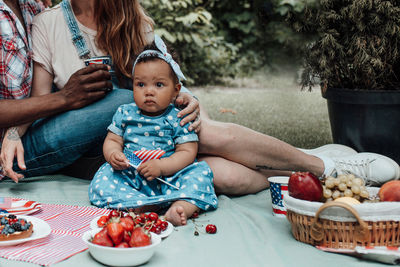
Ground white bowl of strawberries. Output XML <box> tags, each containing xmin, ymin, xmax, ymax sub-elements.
<box><xmin>82</xmin><ymin>223</ymin><xmax>161</xmax><ymax>266</ymax></box>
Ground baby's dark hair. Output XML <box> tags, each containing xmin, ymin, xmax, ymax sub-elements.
<box><xmin>132</xmin><ymin>42</ymin><xmax>181</xmax><ymax>84</ymax></box>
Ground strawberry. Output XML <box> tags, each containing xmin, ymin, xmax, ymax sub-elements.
<box><xmin>115</xmin><ymin>242</ymin><xmax>130</xmax><ymax>248</ymax></box>
<box><xmin>120</xmin><ymin>216</ymin><xmax>134</xmax><ymax>232</ymax></box>
<box><xmin>97</xmin><ymin>215</ymin><xmax>109</xmax><ymax>228</ymax></box>
<box><xmin>129</xmin><ymin>227</ymin><xmax>151</xmax><ymax>247</ymax></box>
<box><xmin>92</xmin><ymin>228</ymin><xmax>113</xmax><ymax>247</ymax></box>
<box><xmin>123</xmin><ymin>230</ymin><xmax>131</xmax><ymax>243</ymax></box>
<box><xmin>106</xmin><ymin>222</ymin><xmax>124</xmax><ymax>245</ymax></box>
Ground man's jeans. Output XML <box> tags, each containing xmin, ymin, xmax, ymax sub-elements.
<box><xmin>14</xmin><ymin>89</ymin><xmax>133</xmax><ymax>177</ymax></box>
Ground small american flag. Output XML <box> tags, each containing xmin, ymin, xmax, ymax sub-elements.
<box><xmin>270</xmin><ymin>182</ymin><xmax>288</xmax><ymax>215</ymax></box>
<box><xmin>126</xmin><ymin>149</ymin><xmax>166</xmax><ymax>168</ymax></box>
<box><xmin>125</xmin><ymin>149</ymin><xmax>179</xmax><ymax>190</ymax></box>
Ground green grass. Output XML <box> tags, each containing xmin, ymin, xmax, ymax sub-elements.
<box><xmin>192</xmin><ymin>71</ymin><xmax>333</xmax><ymax>149</ymax></box>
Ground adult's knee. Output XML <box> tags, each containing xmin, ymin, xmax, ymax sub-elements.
<box><xmin>25</xmin><ymin>89</ymin><xmax>133</xmax><ymax>152</ymax></box>
<box><xmin>200</xmin><ymin>156</ymin><xmax>250</xmax><ymax>195</ymax></box>
<box><xmin>70</xmin><ymin>89</ymin><xmax>133</xmax><ymax>138</ymax></box>
<box><xmin>85</xmin><ymin>89</ymin><xmax>132</xmax><ymax>128</ymax></box>
<box><xmin>198</xmin><ymin>119</ymin><xmax>238</xmax><ymax>154</ymax></box>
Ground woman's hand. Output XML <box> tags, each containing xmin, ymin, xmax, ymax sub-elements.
<box><xmin>175</xmin><ymin>92</ymin><xmax>201</xmax><ymax>132</ymax></box>
<box><xmin>0</xmin><ymin>127</ymin><xmax>26</xmax><ymax>183</ymax></box>
<box><xmin>108</xmin><ymin>151</ymin><xmax>130</xmax><ymax>170</ymax></box>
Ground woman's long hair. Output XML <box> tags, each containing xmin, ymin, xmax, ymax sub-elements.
<box><xmin>95</xmin><ymin>0</ymin><xmax>154</xmax><ymax>78</ymax></box>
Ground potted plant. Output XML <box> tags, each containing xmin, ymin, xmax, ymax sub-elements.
<box><xmin>287</xmin><ymin>0</ymin><xmax>400</xmax><ymax>164</ymax></box>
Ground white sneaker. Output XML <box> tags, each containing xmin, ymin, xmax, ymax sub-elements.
<box><xmin>329</xmin><ymin>152</ymin><xmax>400</xmax><ymax>185</ymax></box>
<box><xmin>298</xmin><ymin>144</ymin><xmax>357</xmax><ymax>158</ymax></box>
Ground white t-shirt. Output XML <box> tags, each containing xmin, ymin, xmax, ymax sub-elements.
<box><xmin>32</xmin><ymin>2</ymin><xmax>153</xmax><ymax>89</ymax></box>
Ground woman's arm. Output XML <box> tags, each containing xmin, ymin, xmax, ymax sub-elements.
<box><xmin>137</xmin><ymin>142</ymin><xmax>198</xmax><ymax>180</ymax></box>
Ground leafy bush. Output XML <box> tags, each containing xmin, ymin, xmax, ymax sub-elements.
<box><xmin>209</xmin><ymin>0</ymin><xmax>310</xmax><ymax>75</ymax></box>
<box><xmin>288</xmin><ymin>0</ymin><xmax>400</xmax><ymax>90</ymax></box>
<box><xmin>142</xmin><ymin>0</ymin><xmax>238</xmax><ymax>85</ymax></box>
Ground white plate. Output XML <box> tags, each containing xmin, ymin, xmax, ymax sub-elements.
<box><xmin>158</xmin><ymin>221</ymin><xmax>173</xmax><ymax>238</ymax></box>
<box><xmin>90</xmin><ymin>215</ymin><xmax>174</xmax><ymax>238</ymax></box>
<box><xmin>0</xmin><ymin>199</ymin><xmax>42</xmax><ymax>215</ymax></box>
<box><xmin>0</xmin><ymin>216</ymin><xmax>51</xmax><ymax>246</ymax></box>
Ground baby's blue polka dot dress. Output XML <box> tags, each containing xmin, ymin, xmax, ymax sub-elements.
<box><xmin>89</xmin><ymin>103</ymin><xmax>218</xmax><ymax>211</ymax></box>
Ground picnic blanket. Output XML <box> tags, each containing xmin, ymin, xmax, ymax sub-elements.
<box><xmin>0</xmin><ymin>202</ymin><xmax>109</xmax><ymax>266</ymax></box>
<box><xmin>0</xmin><ymin>175</ymin><xmax>389</xmax><ymax>267</ymax></box>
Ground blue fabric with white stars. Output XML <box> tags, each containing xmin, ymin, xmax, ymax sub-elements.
<box><xmin>88</xmin><ymin>103</ymin><xmax>218</xmax><ymax>211</ymax></box>
<box><xmin>270</xmin><ymin>183</ymin><xmax>284</xmax><ymax>208</ymax></box>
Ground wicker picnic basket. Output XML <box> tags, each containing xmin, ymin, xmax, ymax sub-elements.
<box><xmin>284</xmin><ymin>188</ymin><xmax>400</xmax><ymax>249</ymax></box>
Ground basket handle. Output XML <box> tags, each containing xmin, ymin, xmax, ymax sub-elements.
<box><xmin>310</xmin><ymin>201</ymin><xmax>369</xmax><ymax>243</ymax></box>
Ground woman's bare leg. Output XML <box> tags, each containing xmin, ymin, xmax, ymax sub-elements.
<box><xmin>198</xmin><ymin>116</ymin><xmax>324</xmax><ymax>174</ymax></box>
<box><xmin>197</xmin><ymin>106</ymin><xmax>323</xmax><ymax>195</ymax></box>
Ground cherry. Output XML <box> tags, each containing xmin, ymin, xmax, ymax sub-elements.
<box><xmin>160</xmin><ymin>221</ymin><xmax>168</xmax><ymax>231</ymax></box>
<box><xmin>151</xmin><ymin>226</ymin><xmax>161</xmax><ymax>235</ymax></box>
<box><xmin>147</xmin><ymin>212</ymin><xmax>158</xmax><ymax>222</ymax></box>
<box><xmin>135</xmin><ymin>216</ymin><xmax>146</xmax><ymax>225</ymax></box>
<box><xmin>205</xmin><ymin>224</ymin><xmax>217</xmax><ymax>234</ymax></box>
<box><xmin>109</xmin><ymin>210</ymin><xmax>120</xmax><ymax>218</ymax></box>
<box><xmin>191</xmin><ymin>211</ymin><xmax>199</xmax><ymax>219</ymax></box>
<box><xmin>155</xmin><ymin>219</ymin><xmax>163</xmax><ymax>227</ymax></box>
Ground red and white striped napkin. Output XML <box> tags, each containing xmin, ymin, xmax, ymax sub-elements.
<box><xmin>0</xmin><ymin>202</ymin><xmax>110</xmax><ymax>266</ymax></box>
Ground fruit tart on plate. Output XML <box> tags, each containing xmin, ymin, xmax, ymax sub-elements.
<box><xmin>0</xmin><ymin>214</ymin><xmax>33</xmax><ymax>241</ymax></box>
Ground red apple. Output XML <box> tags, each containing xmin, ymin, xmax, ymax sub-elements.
<box><xmin>379</xmin><ymin>180</ymin><xmax>400</xmax><ymax>201</ymax></box>
<box><xmin>288</xmin><ymin>172</ymin><xmax>323</xmax><ymax>202</ymax></box>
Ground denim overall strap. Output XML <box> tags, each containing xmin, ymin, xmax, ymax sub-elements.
<box><xmin>60</xmin><ymin>0</ymin><xmax>91</xmax><ymax>59</ymax></box>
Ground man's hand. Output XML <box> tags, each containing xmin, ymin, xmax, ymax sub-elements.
<box><xmin>137</xmin><ymin>160</ymin><xmax>162</xmax><ymax>181</ymax></box>
<box><xmin>175</xmin><ymin>92</ymin><xmax>201</xmax><ymax>132</ymax></box>
<box><xmin>108</xmin><ymin>151</ymin><xmax>130</xmax><ymax>170</ymax></box>
<box><xmin>0</xmin><ymin>128</ymin><xmax>26</xmax><ymax>183</ymax></box>
<box><xmin>59</xmin><ymin>64</ymin><xmax>113</xmax><ymax>110</ymax></box>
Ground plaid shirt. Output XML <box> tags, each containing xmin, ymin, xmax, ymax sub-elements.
<box><xmin>0</xmin><ymin>0</ymin><xmax>42</xmax><ymax>143</ymax></box>
<box><xmin>0</xmin><ymin>0</ymin><xmax>42</xmax><ymax>99</ymax></box>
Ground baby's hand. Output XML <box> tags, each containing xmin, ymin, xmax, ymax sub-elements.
<box><xmin>137</xmin><ymin>160</ymin><xmax>162</xmax><ymax>181</ymax></box>
<box><xmin>109</xmin><ymin>151</ymin><xmax>130</xmax><ymax>170</ymax></box>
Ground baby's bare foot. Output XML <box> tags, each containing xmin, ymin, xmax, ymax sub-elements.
<box><xmin>165</xmin><ymin>205</ymin><xmax>187</xmax><ymax>226</ymax></box>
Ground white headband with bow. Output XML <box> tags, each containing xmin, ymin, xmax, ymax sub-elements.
<box><xmin>132</xmin><ymin>35</ymin><xmax>186</xmax><ymax>82</ymax></box>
